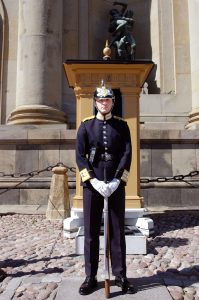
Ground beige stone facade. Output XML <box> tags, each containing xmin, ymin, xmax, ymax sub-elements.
<box><xmin>0</xmin><ymin>0</ymin><xmax>199</xmax><ymax>208</ymax></box>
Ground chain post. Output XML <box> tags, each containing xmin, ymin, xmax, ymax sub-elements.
<box><xmin>46</xmin><ymin>165</ymin><xmax>70</xmax><ymax>220</ymax></box>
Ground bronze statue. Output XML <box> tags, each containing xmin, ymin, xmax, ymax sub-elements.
<box><xmin>108</xmin><ymin>2</ymin><xmax>136</xmax><ymax>60</ymax></box>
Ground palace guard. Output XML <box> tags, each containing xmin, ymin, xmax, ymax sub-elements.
<box><xmin>76</xmin><ymin>82</ymin><xmax>135</xmax><ymax>295</ymax></box>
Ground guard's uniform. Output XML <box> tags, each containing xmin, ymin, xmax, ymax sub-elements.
<box><xmin>76</xmin><ymin>113</ymin><xmax>132</xmax><ymax>277</ymax></box>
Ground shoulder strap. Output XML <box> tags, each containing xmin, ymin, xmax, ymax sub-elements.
<box><xmin>113</xmin><ymin>115</ymin><xmax>126</xmax><ymax>122</ymax></box>
<box><xmin>82</xmin><ymin>115</ymin><xmax>95</xmax><ymax>122</ymax></box>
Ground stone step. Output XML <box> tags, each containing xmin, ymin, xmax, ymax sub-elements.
<box><xmin>55</xmin><ymin>277</ymin><xmax>172</xmax><ymax>300</ymax></box>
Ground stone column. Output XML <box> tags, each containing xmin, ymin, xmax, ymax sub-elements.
<box><xmin>8</xmin><ymin>0</ymin><xmax>66</xmax><ymax>124</ymax></box>
<box><xmin>73</xmin><ymin>86</ymin><xmax>93</xmax><ymax>209</ymax></box>
<box><xmin>186</xmin><ymin>1</ymin><xmax>199</xmax><ymax>128</ymax></box>
<box><xmin>158</xmin><ymin>0</ymin><xmax>175</xmax><ymax>94</ymax></box>
<box><xmin>0</xmin><ymin>0</ymin><xmax>5</xmax><ymax>124</ymax></box>
<box><xmin>121</xmin><ymin>87</ymin><xmax>144</xmax><ymax>208</ymax></box>
<box><xmin>78</xmin><ymin>0</ymin><xmax>89</xmax><ymax>59</ymax></box>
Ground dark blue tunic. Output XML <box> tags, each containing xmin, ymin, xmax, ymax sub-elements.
<box><xmin>76</xmin><ymin>115</ymin><xmax>132</xmax><ymax>184</ymax></box>
<box><xmin>76</xmin><ymin>114</ymin><xmax>132</xmax><ymax>277</ymax></box>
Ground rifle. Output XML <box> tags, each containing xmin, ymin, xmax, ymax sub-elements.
<box><xmin>104</xmin><ymin>166</ymin><xmax>110</xmax><ymax>298</ymax></box>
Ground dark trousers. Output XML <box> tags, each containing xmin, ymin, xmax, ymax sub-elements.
<box><xmin>83</xmin><ymin>184</ymin><xmax>126</xmax><ymax>277</ymax></box>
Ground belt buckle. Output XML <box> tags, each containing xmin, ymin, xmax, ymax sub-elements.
<box><xmin>105</xmin><ymin>153</ymin><xmax>111</xmax><ymax>161</ymax></box>
<box><xmin>101</xmin><ymin>153</ymin><xmax>112</xmax><ymax>161</ymax></box>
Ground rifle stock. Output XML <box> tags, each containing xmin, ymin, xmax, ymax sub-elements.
<box><xmin>105</xmin><ymin>279</ymin><xmax>110</xmax><ymax>298</ymax></box>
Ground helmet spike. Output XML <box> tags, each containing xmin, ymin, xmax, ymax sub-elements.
<box><xmin>94</xmin><ymin>80</ymin><xmax>115</xmax><ymax>100</ymax></box>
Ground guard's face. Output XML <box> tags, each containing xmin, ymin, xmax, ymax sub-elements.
<box><xmin>95</xmin><ymin>98</ymin><xmax>113</xmax><ymax>114</ymax></box>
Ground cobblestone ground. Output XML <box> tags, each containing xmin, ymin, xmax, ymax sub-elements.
<box><xmin>0</xmin><ymin>212</ymin><xmax>198</xmax><ymax>300</ymax></box>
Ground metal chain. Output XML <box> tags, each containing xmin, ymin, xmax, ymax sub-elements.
<box><xmin>0</xmin><ymin>163</ymin><xmax>199</xmax><ymax>192</ymax></box>
<box><xmin>140</xmin><ymin>170</ymin><xmax>199</xmax><ymax>188</ymax></box>
<box><xmin>0</xmin><ymin>162</ymin><xmax>76</xmax><ymax>196</ymax></box>
<box><xmin>0</xmin><ymin>162</ymin><xmax>76</xmax><ymax>178</ymax></box>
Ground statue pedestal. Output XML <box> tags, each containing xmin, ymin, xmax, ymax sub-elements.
<box><xmin>63</xmin><ymin>60</ymin><xmax>154</xmax><ymax>253</ymax></box>
<box><xmin>63</xmin><ymin>207</ymin><xmax>153</xmax><ymax>255</ymax></box>
<box><xmin>63</xmin><ymin>60</ymin><xmax>153</xmax><ymax>207</ymax></box>
<box><xmin>64</xmin><ymin>208</ymin><xmax>154</xmax><ymax>254</ymax></box>
<box><xmin>76</xmin><ymin>226</ymin><xmax>147</xmax><ymax>255</ymax></box>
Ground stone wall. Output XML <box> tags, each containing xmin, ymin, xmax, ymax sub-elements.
<box><xmin>0</xmin><ymin>125</ymin><xmax>198</xmax><ymax>208</ymax></box>
<box><xmin>0</xmin><ymin>0</ymin><xmax>199</xmax><ymax>209</ymax></box>
<box><xmin>0</xmin><ymin>125</ymin><xmax>76</xmax><ymax>205</ymax></box>
<box><xmin>140</xmin><ymin>125</ymin><xmax>199</xmax><ymax>207</ymax></box>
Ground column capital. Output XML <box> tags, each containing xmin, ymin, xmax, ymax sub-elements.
<box><xmin>74</xmin><ymin>86</ymin><xmax>93</xmax><ymax>98</ymax></box>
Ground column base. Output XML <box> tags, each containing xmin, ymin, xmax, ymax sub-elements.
<box><xmin>125</xmin><ymin>195</ymin><xmax>144</xmax><ymax>208</ymax></box>
<box><xmin>185</xmin><ymin>107</ymin><xmax>199</xmax><ymax>128</ymax></box>
<box><xmin>72</xmin><ymin>195</ymin><xmax>144</xmax><ymax>209</ymax></box>
<box><xmin>7</xmin><ymin>105</ymin><xmax>67</xmax><ymax>125</ymax></box>
<box><xmin>72</xmin><ymin>195</ymin><xmax>83</xmax><ymax>209</ymax></box>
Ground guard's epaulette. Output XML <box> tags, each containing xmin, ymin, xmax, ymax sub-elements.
<box><xmin>82</xmin><ymin>115</ymin><xmax>95</xmax><ymax>122</ymax></box>
<box><xmin>113</xmin><ymin>115</ymin><xmax>126</xmax><ymax>122</ymax></box>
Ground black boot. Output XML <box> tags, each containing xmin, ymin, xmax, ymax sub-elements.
<box><xmin>115</xmin><ymin>276</ymin><xmax>135</xmax><ymax>294</ymax></box>
<box><xmin>79</xmin><ymin>276</ymin><xmax>98</xmax><ymax>295</ymax></box>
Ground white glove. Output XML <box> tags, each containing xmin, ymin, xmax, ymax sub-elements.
<box><xmin>90</xmin><ymin>178</ymin><xmax>110</xmax><ymax>197</ymax></box>
<box><xmin>100</xmin><ymin>183</ymin><xmax>111</xmax><ymax>198</ymax></box>
<box><xmin>107</xmin><ymin>178</ymin><xmax>120</xmax><ymax>196</ymax></box>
